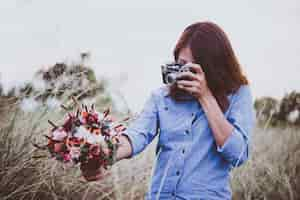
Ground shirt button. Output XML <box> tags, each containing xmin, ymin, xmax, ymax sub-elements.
<box><xmin>176</xmin><ymin>171</ymin><xmax>180</xmax><ymax>176</ymax></box>
<box><xmin>164</xmin><ymin>106</ymin><xmax>168</xmax><ymax>111</ymax></box>
<box><xmin>185</xmin><ymin>129</ymin><xmax>189</xmax><ymax>134</ymax></box>
<box><xmin>182</xmin><ymin>149</ymin><xmax>185</xmax><ymax>154</ymax></box>
<box><xmin>172</xmin><ymin>191</ymin><xmax>175</xmax><ymax>196</ymax></box>
<box><xmin>191</xmin><ymin>112</ymin><xmax>195</xmax><ymax>116</ymax></box>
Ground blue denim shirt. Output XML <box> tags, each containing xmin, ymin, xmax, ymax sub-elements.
<box><xmin>121</xmin><ymin>84</ymin><xmax>255</xmax><ymax>200</ymax></box>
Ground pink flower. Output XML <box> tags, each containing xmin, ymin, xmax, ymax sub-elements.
<box><xmin>54</xmin><ymin>143</ymin><xmax>64</xmax><ymax>153</ymax></box>
<box><xmin>52</xmin><ymin>128</ymin><xmax>67</xmax><ymax>141</ymax></box>
<box><xmin>63</xmin><ymin>153</ymin><xmax>72</xmax><ymax>162</ymax></box>
<box><xmin>89</xmin><ymin>145</ymin><xmax>101</xmax><ymax>157</ymax></box>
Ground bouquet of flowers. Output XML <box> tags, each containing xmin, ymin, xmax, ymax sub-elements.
<box><xmin>33</xmin><ymin>96</ymin><xmax>130</xmax><ymax>180</ymax></box>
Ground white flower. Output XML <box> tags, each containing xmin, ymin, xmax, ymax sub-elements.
<box><xmin>93</xmin><ymin>134</ymin><xmax>105</xmax><ymax>144</ymax></box>
<box><xmin>287</xmin><ymin>109</ymin><xmax>299</xmax><ymax>123</ymax></box>
<box><xmin>69</xmin><ymin>147</ymin><xmax>81</xmax><ymax>159</ymax></box>
<box><xmin>86</xmin><ymin>133</ymin><xmax>105</xmax><ymax>144</ymax></box>
<box><xmin>74</xmin><ymin>126</ymin><xmax>90</xmax><ymax>139</ymax></box>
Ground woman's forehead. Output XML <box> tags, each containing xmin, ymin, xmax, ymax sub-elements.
<box><xmin>178</xmin><ymin>47</ymin><xmax>194</xmax><ymax>63</ymax></box>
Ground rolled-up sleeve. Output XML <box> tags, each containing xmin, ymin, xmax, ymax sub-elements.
<box><xmin>217</xmin><ymin>85</ymin><xmax>256</xmax><ymax>167</ymax></box>
<box><xmin>121</xmin><ymin>90</ymin><xmax>159</xmax><ymax>158</ymax></box>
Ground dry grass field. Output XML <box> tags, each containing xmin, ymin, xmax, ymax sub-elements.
<box><xmin>1</xmin><ymin>62</ymin><xmax>300</xmax><ymax>199</ymax></box>
<box><xmin>1</xmin><ymin>96</ymin><xmax>300</xmax><ymax>200</ymax></box>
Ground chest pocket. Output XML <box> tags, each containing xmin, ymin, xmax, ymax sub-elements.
<box><xmin>157</xmin><ymin>100</ymin><xmax>196</xmax><ymax>150</ymax></box>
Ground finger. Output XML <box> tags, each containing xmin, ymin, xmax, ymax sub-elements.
<box><xmin>182</xmin><ymin>86</ymin><xmax>199</xmax><ymax>96</ymax></box>
<box><xmin>177</xmin><ymin>82</ymin><xmax>198</xmax><ymax>93</ymax></box>
<box><xmin>177</xmin><ymin>80</ymin><xmax>198</xmax><ymax>88</ymax></box>
<box><xmin>177</xmin><ymin>71</ymin><xmax>199</xmax><ymax>81</ymax></box>
<box><xmin>187</xmin><ymin>63</ymin><xmax>204</xmax><ymax>74</ymax></box>
<box><xmin>115</xmin><ymin>124</ymin><xmax>126</xmax><ymax>133</ymax></box>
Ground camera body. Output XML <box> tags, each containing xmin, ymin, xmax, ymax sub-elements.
<box><xmin>161</xmin><ymin>62</ymin><xmax>191</xmax><ymax>84</ymax></box>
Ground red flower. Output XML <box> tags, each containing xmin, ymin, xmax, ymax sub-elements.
<box><xmin>89</xmin><ymin>144</ymin><xmax>101</xmax><ymax>157</ymax></box>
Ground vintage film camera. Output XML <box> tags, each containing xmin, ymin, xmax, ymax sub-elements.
<box><xmin>161</xmin><ymin>62</ymin><xmax>192</xmax><ymax>84</ymax></box>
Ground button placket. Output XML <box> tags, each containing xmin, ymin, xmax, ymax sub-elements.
<box><xmin>185</xmin><ymin>129</ymin><xmax>189</xmax><ymax>135</ymax></box>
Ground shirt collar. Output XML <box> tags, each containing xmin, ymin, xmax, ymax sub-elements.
<box><xmin>160</xmin><ymin>85</ymin><xmax>170</xmax><ymax>97</ymax></box>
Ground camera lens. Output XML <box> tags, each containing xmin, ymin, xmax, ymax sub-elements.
<box><xmin>166</xmin><ymin>73</ymin><xmax>177</xmax><ymax>84</ymax></box>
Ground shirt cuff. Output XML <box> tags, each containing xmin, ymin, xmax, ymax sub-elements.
<box><xmin>216</xmin><ymin>127</ymin><xmax>242</xmax><ymax>153</ymax></box>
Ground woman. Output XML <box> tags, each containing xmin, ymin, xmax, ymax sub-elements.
<box><xmin>81</xmin><ymin>21</ymin><xmax>256</xmax><ymax>199</ymax></box>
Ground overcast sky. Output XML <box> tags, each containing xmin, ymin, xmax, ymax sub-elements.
<box><xmin>0</xmin><ymin>0</ymin><xmax>299</xmax><ymax>112</ymax></box>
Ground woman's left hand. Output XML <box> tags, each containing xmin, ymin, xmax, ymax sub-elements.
<box><xmin>176</xmin><ymin>63</ymin><xmax>212</xmax><ymax>101</ymax></box>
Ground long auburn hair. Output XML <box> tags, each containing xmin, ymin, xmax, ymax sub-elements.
<box><xmin>169</xmin><ymin>21</ymin><xmax>249</xmax><ymax>113</ymax></box>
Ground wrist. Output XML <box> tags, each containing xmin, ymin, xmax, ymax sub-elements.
<box><xmin>198</xmin><ymin>90</ymin><xmax>214</xmax><ymax>106</ymax></box>
<box><xmin>118</xmin><ymin>134</ymin><xmax>133</xmax><ymax>160</ymax></box>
